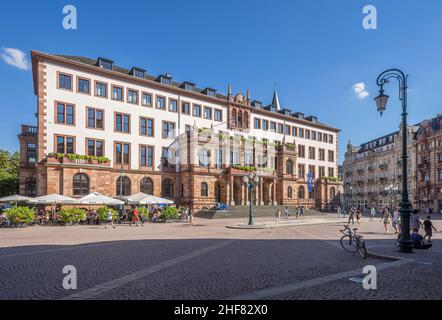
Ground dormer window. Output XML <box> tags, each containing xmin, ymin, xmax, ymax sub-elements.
<box><xmin>271</xmin><ymin>107</ymin><xmax>276</xmax><ymax>112</ymax></box>
<box><xmin>252</xmin><ymin>101</ymin><xmax>262</xmax><ymax>108</ymax></box>
<box><xmin>159</xmin><ymin>74</ymin><xmax>172</xmax><ymax>85</ymax></box>
<box><xmin>206</xmin><ymin>88</ymin><xmax>216</xmax><ymax>97</ymax></box>
<box><xmin>131</xmin><ymin>67</ymin><xmax>146</xmax><ymax>79</ymax></box>
<box><xmin>182</xmin><ymin>82</ymin><xmax>195</xmax><ymax>92</ymax></box>
<box><xmin>97</xmin><ymin>58</ymin><xmax>113</xmax><ymax>71</ymax></box>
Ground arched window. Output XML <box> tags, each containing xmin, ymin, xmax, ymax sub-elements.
<box><xmin>73</xmin><ymin>173</ymin><xmax>89</xmax><ymax>196</ymax></box>
<box><xmin>201</xmin><ymin>182</ymin><xmax>208</xmax><ymax>197</ymax></box>
<box><xmin>286</xmin><ymin>160</ymin><xmax>293</xmax><ymax>174</ymax></box>
<box><xmin>116</xmin><ymin>176</ymin><xmax>131</xmax><ymax>196</ymax></box>
<box><xmin>198</xmin><ymin>148</ymin><xmax>210</xmax><ymax>168</ymax></box>
<box><xmin>140</xmin><ymin>177</ymin><xmax>153</xmax><ymax>194</ymax></box>
<box><xmin>288</xmin><ymin>186</ymin><xmax>293</xmax><ymax>199</ymax></box>
<box><xmin>232</xmin><ymin>109</ymin><xmax>237</xmax><ymax>126</ymax></box>
<box><xmin>330</xmin><ymin>187</ymin><xmax>336</xmax><ymax>200</ymax></box>
<box><xmin>298</xmin><ymin>186</ymin><xmax>305</xmax><ymax>199</ymax></box>
<box><xmin>25</xmin><ymin>177</ymin><xmax>37</xmax><ymax>197</ymax></box>
<box><xmin>238</xmin><ymin>111</ymin><xmax>243</xmax><ymax>127</ymax></box>
<box><xmin>162</xmin><ymin>178</ymin><xmax>174</xmax><ymax>197</ymax></box>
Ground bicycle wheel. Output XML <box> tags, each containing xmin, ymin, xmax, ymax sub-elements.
<box><xmin>357</xmin><ymin>238</ymin><xmax>368</xmax><ymax>259</ymax></box>
<box><xmin>340</xmin><ymin>235</ymin><xmax>358</xmax><ymax>252</ymax></box>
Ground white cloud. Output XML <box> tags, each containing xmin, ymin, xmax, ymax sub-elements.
<box><xmin>1</xmin><ymin>47</ymin><xmax>30</xmax><ymax>70</ymax></box>
<box><xmin>353</xmin><ymin>82</ymin><xmax>369</xmax><ymax>100</ymax></box>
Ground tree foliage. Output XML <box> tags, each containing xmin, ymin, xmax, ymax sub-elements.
<box><xmin>0</xmin><ymin>150</ymin><xmax>20</xmax><ymax>197</ymax></box>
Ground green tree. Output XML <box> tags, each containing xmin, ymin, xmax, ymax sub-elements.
<box><xmin>0</xmin><ymin>150</ymin><xmax>19</xmax><ymax>197</ymax></box>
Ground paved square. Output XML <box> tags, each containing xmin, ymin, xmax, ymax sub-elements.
<box><xmin>0</xmin><ymin>215</ymin><xmax>441</xmax><ymax>300</ymax></box>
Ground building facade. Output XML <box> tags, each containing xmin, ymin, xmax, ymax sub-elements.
<box><xmin>343</xmin><ymin>125</ymin><xmax>419</xmax><ymax>211</ymax></box>
<box><xmin>415</xmin><ymin>115</ymin><xmax>442</xmax><ymax>213</ymax></box>
<box><xmin>19</xmin><ymin>51</ymin><xmax>341</xmax><ymax>212</ymax></box>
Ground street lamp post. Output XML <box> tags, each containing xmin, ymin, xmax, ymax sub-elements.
<box><xmin>243</xmin><ymin>172</ymin><xmax>259</xmax><ymax>225</ymax></box>
<box><xmin>375</xmin><ymin>68</ymin><xmax>413</xmax><ymax>253</ymax></box>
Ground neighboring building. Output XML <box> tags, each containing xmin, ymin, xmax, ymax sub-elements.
<box><xmin>415</xmin><ymin>114</ymin><xmax>442</xmax><ymax>213</ymax></box>
<box><xmin>343</xmin><ymin>124</ymin><xmax>419</xmax><ymax>211</ymax></box>
<box><xmin>18</xmin><ymin>51</ymin><xmax>341</xmax><ymax>211</ymax></box>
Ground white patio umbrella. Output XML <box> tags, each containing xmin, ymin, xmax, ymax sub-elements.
<box><xmin>0</xmin><ymin>194</ymin><xmax>31</xmax><ymax>204</ymax></box>
<box><xmin>28</xmin><ymin>193</ymin><xmax>78</xmax><ymax>205</ymax></box>
<box><xmin>125</xmin><ymin>192</ymin><xmax>174</xmax><ymax>205</ymax></box>
<box><xmin>78</xmin><ymin>192</ymin><xmax>124</xmax><ymax>206</ymax></box>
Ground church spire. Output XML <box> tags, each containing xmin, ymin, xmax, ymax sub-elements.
<box><xmin>271</xmin><ymin>83</ymin><xmax>281</xmax><ymax>111</ymax></box>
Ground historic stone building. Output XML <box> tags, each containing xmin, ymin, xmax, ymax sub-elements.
<box><xmin>415</xmin><ymin>115</ymin><xmax>442</xmax><ymax>213</ymax></box>
<box><xmin>18</xmin><ymin>51</ymin><xmax>341</xmax><ymax>212</ymax></box>
<box><xmin>343</xmin><ymin>124</ymin><xmax>419</xmax><ymax>211</ymax></box>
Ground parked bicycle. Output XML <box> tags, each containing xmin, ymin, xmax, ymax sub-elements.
<box><xmin>340</xmin><ymin>225</ymin><xmax>367</xmax><ymax>259</ymax></box>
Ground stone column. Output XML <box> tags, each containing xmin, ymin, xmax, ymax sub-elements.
<box><xmin>230</xmin><ymin>177</ymin><xmax>235</xmax><ymax>206</ymax></box>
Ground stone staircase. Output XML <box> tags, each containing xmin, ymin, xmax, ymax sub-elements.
<box><xmin>195</xmin><ymin>205</ymin><xmax>323</xmax><ymax>219</ymax></box>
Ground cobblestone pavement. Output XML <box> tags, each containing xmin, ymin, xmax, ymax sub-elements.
<box><xmin>0</xmin><ymin>214</ymin><xmax>441</xmax><ymax>300</ymax></box>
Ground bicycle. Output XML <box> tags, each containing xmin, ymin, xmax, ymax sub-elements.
<box><xmin>340</xmin><ymin>225</ymin><xmax>367</xmax><ymax>259</ymax></box>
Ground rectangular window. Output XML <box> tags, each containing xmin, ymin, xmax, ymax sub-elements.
<box><xmin>77</xmin><ymin>77</ymin><xmax>90</xmax><ymax>94</ymax></box>
<box><xmin>181</xmin><ymin>101</ymin><xmax>190</xmax><ymax>114</ymax></box>
<box><xmin>115</xmin><ymin>113</ymin><xmax>130</xmax><ymax>133</ymax></box>
<box><xmin>298</xmin><ymin>145</ymin><xmax>305</xmax><ymax>158</ymax></box>
<box><xmin>328</xmin><ymin>167</ymin><xmax>335</xmax><ymax>177</ymax></box>
<box><xmin>311</xmin><ymin>131</ymin><xmax>316</xmax><ymax>140</ymax></box>
<box><xmin>254</xmin><ymin>118</ymin><xmax>261</xmax><ymax>129</ymax></box>
<box><xmin>318</xmin><ymin>132</ymin><xmax>322</xmax><ymax>142</ymax></box>
<box><xmin>55</xmin><ymin>102</ymin><xmax>75</xmax><ymax>125</ymax></box>
<box><xmin>216</xmin><ymin>150</ymin><xmax>223</xmax><ymax>168</ymax></box>
<box><xmin>308</xmin><ymin>147</ymin><xmax>316</xmax><ymax>159</ymax></box>
<box><xmin>292</xmin><ymin>126</ymin><xmax>298</xmax><ymax>137</ymax></box>
<box><xmin>156</xmin><ymin>96</ymin><xmax>166</xmax><ymax>109</ymax></box>
<box><xmin>87</xmin><ymin>108</ymin><xmax>104</xmax><ymax>129</ymax></box>
<box><xmin>319</xmin><ymin>148</ymin><xmax>325</xmax><ymax>161</ymax></box>
<box><xmin>262</xmin><ymin>120</ymin><xmax>269</xmax><ymax>131</ymax></box>
<box><xmin>319</xmin><ymin>166</ymin><xmax>325</xmax><ymax>178</ymax></box>
<box><xmin>329</xmin><ymin>134</ymin><xmax>334</xmax><ymax>144</ymax></box>
<box><xmin>115</xmin><ymin>142</ymin><xmax>130</xmax><ymax>165</ymax></box>
<box><xmin>270</xmin><ymin>122</ymin><xmax>276</xmax><ymax>132</ymax></box>
<box><xmin>26</xmin><ymin>143</ymin><xmax>36</xmax><ymax>163</ymax></box>
<box><xmin>299</xmin><ymin>128</ymin><xmax>304</xmax><ymax>138</ymax></box>
<box><xmin>203</xmin><ymin>107</ymin><xmax>212</xmax><ymax>119</ymax></box>
<box><xmin>278</xmin><ymin>124</ymin><xmax>284</xmax><ymax>134</ymax></box>
<box><xmin>112</xmin><ymin>85</ymin><xmax>123</xmax><ymax>101</ymax></box>
<box><xmin>163</xmin><ymin>121</ymin><xmax>175</xmax><ymax>139</ymax></box>
<box><xmin>140</xmin><ymin>145</ymin><xmax>154</xmax><ymax>167</ymax></box>
<box><xmin>55</xmin><ymin>135</ymin><xmax>75</xmax><ymax>154</ymax></box>
<box><xmin>95</xmin><ymin>82</ymin><xmax>107</xmax><ymax>98</ymax></box>
<box><xmin>169</xmin><ymin>99</ymin><xmax>178</xmax><ymax>112</ymax></box>
<box><xmin>305</xmin><ymin>130</ymin><xmax>311</xmax><ymax>140</ymax></box>
<box><xmin>87</xmin><ymin>139</ymin><xmax>104</xmax><ymax>157</ymax></box>
<box><xmin>193</xmin><ymin>104</ymin><xmax>202</xmax><ymax>117</ymax></box>
<box><xmin>323</xmin><ymin>134</ymin><xmax>328</xmax><ymax>143</ymax></box>
<box><xmin>140</xmin><ymin>117</ymin><xmax>154</xmax><ymax>137</ymax></box>
<box><xmin>214</xmin><ymin>109</ymin><xmax>222</xmax><ymax>122</ymax></box>
<box><xmin>127</xmin><ymin>89</ymin><xmax>139</xmax><ymax>104</ymax></box>
<box><xmin>285</xmin><ymin>125</ymin><xmax>291</xmax><ymax>135</ymax></box>
<box><xmin>298</xmin><ymin>164</ymin><xmax>305</xmax><ymax>180</ymax></box>
<box><xmin>309</xmin><ymin>165</ymin><xmax>316</xmax><ymax>179</ymax></box>
<box><xmin>58</xmin><ymin>73</ymin><xmax>72</xmax><ymax>90</ymax></box>
<box><xmin>328</xmin><ymin>150</ymin><xmax>335</xmax><ymax>162</ymax></box>
<box><xmin>141</xmin><ymin>92</ymin><xmax>152</xmax><ymax>107</ymax></box>
<box><xmin>230</xmin><ymin>151</ymin><xmax>240</xmax><ymax>165</ymax></box>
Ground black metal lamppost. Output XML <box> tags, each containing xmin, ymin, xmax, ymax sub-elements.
<box><xmin>243</xmin><ymin>172</ymin><xmax>259</xmax><ymax>225</ymax></box>
<box><xmin>374</xmin><ymin>68</ymin><xmax>413</xmax><ymax>253</ymax></box>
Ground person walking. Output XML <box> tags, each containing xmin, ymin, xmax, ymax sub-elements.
<box><xmin>295</xmin><ymin>205</ymin><xmax>300</xmax><ymax>219</ymax></box>
<box><xmin>355</xmin><ymin>207</ymin><xmax>361</xmax><ymax>225</ymax></box>
<box><xmin>189</xmin><ymin>208</ymin><xmax>194</xmax><ymax>226</ymax></box>
<box><xmin>105</xmin><ymin>209</ymin><xmax>116</xmax><ymax>229</ymax></box>
<box><xmin>392</xmin><ymin>207</ymin><xmax>400</xmax><ymax>234</ymax></box>
<box><xmin>410</xmin><ymin>209</ymin><xmax>423</xmax><ymax>232</ymax></box>
<box><xmin>347</xmin><ymin>206</ymin><xmax>355</xmax><ymax>225</ymax></box>
<box><xmin>285</xmin><ymin>207</ymin><xmax>290</xmax><ymax>220</ymax></box>
<box><xmin>423</xmin><ymin>215</ymin><xmax>437</xmax><ymax>243</ymax></box>
<box><xmin>381</xmin><ymin>207</ymin><xmax>392</xmax><ymax>233</ymax></box>
<box><xmin>337</xmin><ymin>205</ymin><xmax>343</xmax><ymax>218</ymax></box>
<box><xmin>300</xmin><ymin>206</ymin><xmax>305</xmax><ymax>218</ymax></box>
<box><xmin>131</xmin><ymin>207</ymin><xmax>139</xmax><ymax>226</ymax></box>
<box><xmin>369</xmin><ymin>206</ymin><xmax>376</xmax><ymax>221</ymax></box>
<box><xmin>275</xmin><ymin>209</ymin><xmax>281</xmax><ymax>224</ymax></box>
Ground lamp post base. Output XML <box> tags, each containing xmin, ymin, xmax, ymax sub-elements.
<box><xmin>397</xmin><ymin>240</ymin><xmax>414</xmax><ymax>253</ymax></box>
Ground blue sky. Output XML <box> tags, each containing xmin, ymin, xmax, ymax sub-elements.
<box><xmin>1</xmin><ymin>0</ymin><xmax>442</xmax><ymax>163</ymax></box>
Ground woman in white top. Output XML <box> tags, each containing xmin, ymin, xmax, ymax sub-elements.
<box><xmin>392</xmin><ymin>207</ymin><xmax>400</xmax><ymax>234</ymax></box>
